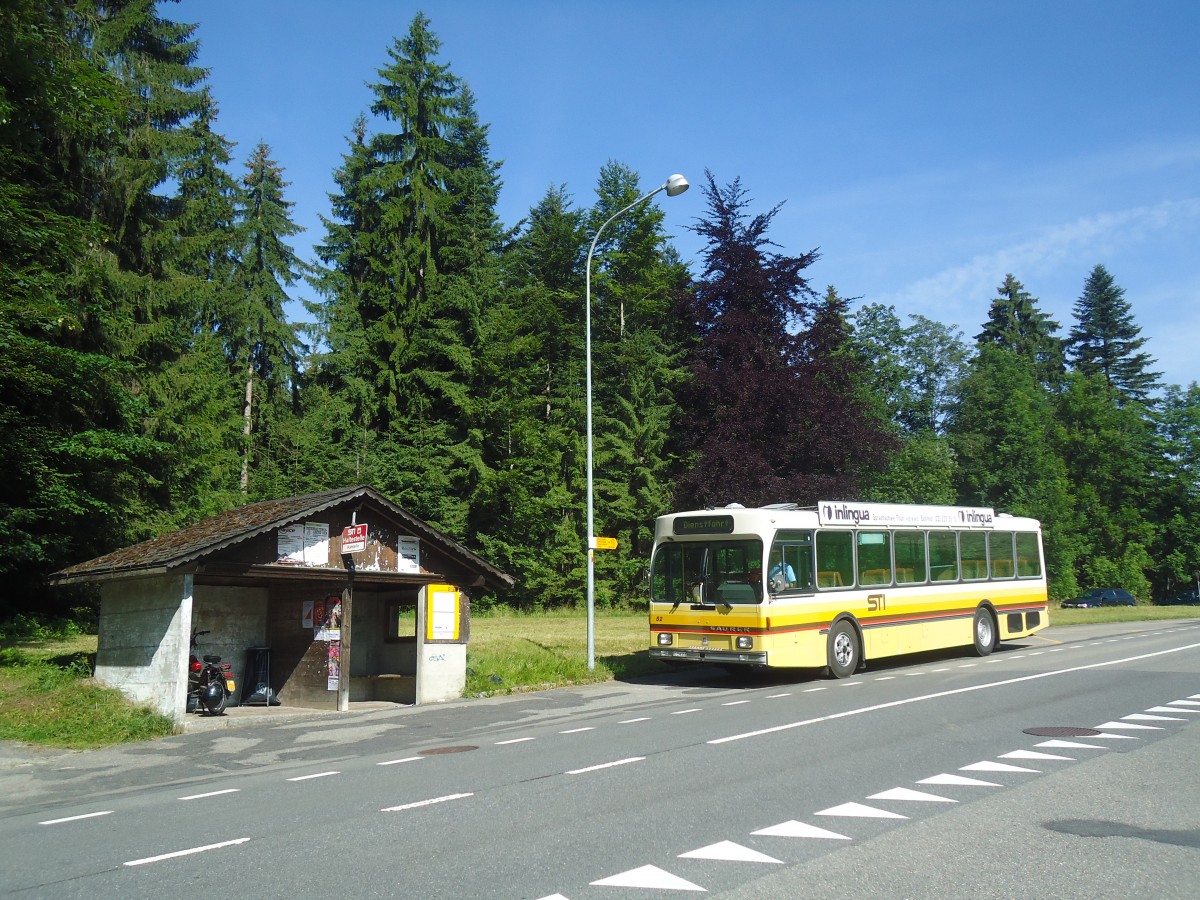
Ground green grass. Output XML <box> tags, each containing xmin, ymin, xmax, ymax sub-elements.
<box><xmin>0</xmin><ymin>616</ymin><xmax>175</xmax><ymax>749</ymax></box>
<box><xmin>463</xmin><ymin>608</ymin><xmax>667</xmax><ymax>696</ymax></box>
<box><xmin>1049</xmin><ymin>604</ymin><xmax>1200</xmax><ymax>626</ymax></box>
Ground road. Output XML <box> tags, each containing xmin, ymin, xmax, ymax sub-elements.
<box><xmin>2</xmin><ymin>619</ymin><xmax>1199</xmax><ymax>898</ymax></box>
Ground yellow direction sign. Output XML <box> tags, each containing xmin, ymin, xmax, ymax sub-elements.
<box><xmin>592</xmin><ymin>536</ymin><xmax>618</xmax><ymax>550</ymax></box>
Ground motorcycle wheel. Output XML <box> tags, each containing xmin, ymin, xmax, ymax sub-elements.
<box><xmin>201</xmin><ymin>686</ymin><xmax>227</xmax><ymax>716</ymax></box>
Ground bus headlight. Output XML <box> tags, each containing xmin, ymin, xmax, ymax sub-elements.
<box><xmin>736</xmin><ymin>636</ymin><xmax>753</xmax><ymax>650</ymax></box>
<box><xmin>657</xmin><ymin>633</ymin><xmax>674</xmax><ymax>646</ymax></box>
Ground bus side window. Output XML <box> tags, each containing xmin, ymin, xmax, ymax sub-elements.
<box><xmin>989</xmin><ymin>532</ymin><xmax>1015</xmax><ymax>579</ymax></box>
<box><xmin>929</xmin><ymin>531</ymin><xmax>958</xmax><ymax>581</ymax></box>
<box><xmin>894</xmin><ymin>530</ymin><xmax>927</xmax><ymax>584</ymax></box>
<box><xmin>1015</xmin><ymin>532</ymin><xmax>1042</xmax><ymax>577</ymax></box>
<box><xmin>857</xmin><ymin>531</ymin><xmax>892</xmax><ymax>586</ymax></box>
<box><xmin>815</xmin><ymin>531</ymin><xmax>853</xmax><ymax>589</ymax></box>
<box><xmin>960</xmin><ymin>531</ymin><xmax>987</xmax><ymax>581</ymax></box>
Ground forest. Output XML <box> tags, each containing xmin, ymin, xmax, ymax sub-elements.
<box><xmin>3</xmin><ymin>2</ymin><xmax>1199</xmax><ymax>622</ymax></box>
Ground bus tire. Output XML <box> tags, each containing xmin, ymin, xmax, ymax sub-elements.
<box><xmin>826</xmin><ymin>619</ymin><xmax>860</xmax><ymax>679</ymax></box>
<box><xmin>972</xmin><ymin>606</ymin><xmax>997</xmax><ymax>656</ymax></box>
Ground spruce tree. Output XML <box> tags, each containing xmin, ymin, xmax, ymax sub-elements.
<box><xmin>229</xmin><ymin>142</ymin><xmax>306</xmax><ymax>497</ymax></box>
<box><xmin>976</xmin><ymin>274</ymin><xmax>1064</xmax><ymax>386</ymax></box>
<box><xmin>1067</xmin><ymin>264</ymin><xmax>1160</xmax><ymax>404</ymax></box>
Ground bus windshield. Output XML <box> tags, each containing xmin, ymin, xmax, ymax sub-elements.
<box><xmin>650</xmin><ymin>539</ymin><xmax>764</xmax><ymax>606</ymax></box>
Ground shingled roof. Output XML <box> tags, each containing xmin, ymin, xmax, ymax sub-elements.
<box><xmin>52</xmin><ymin>485</ymin><xmax>514</xmax><ymax>589</ymax></box>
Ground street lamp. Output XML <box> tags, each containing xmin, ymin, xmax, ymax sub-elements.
<box><xmin>585</xmin><ymin>173</ymin><xmax>689</xmax><ymax>670</ymax></box>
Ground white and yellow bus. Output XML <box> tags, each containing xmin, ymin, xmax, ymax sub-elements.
<box><xmin>648</xmin><ymin>501</ymin><xmax>1048</xmax><ymax>677</ymax></box>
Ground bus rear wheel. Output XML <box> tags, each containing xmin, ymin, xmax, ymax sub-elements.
<box><xmin>826</xmin><ymin>620</ymin><xmax>860</xmax><ymax>679</ymax></box>
<box><xmin>972</xmin><ymin>607</ymin><xmax>997</xmax><ymax>656</ymax></box>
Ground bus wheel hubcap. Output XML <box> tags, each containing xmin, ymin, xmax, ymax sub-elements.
<box><xmin>834</xmin><ymin>633</ymin><xmax>853</xmax><ymax>666</ymax></box>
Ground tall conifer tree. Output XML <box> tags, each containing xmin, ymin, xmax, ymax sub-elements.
<box><xmin>1067</xmin><ymin>264</ymin><xmax>1160</xmax><ymax>404</ymax></box>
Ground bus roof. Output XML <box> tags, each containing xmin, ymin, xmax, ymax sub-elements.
<box><xmin>656</xmin><ymin>502</ymin><xmax>1041</xmax><ymax>536</ymax></box>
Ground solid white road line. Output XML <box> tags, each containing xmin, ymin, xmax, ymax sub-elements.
<box><xmin>124</xmin><ymin>837</ymin><xmax>249</xmax><ymax>867</ymax></box>
<box><xmin>709</xmin><ymin>641</ymin><xmax>1200</xmax><ymax>745</ymax></box>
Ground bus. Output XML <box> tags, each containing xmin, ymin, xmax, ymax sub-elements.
<box><xmin>648</xmin><ymin>501</ymin><xmax>1048</xmax><ymax>677</ymax></box>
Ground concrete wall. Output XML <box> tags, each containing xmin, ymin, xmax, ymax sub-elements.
<box><xmin>95</xmin><ymin>574</ymin><xmax>193</xmax><ymax>722</ymax></box>
<box><xmin>190</xmin><ymin>585</ymin><xmax>268</xmax><ymax>706</ymax></box>
<box><xmin>415</xmin><ymin>585</ymin><xmax>467</xmax><ymax>703</ymax></box>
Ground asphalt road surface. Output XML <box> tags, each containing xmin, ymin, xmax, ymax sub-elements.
<box><xmin>2</xmin><ymin>619</ymin><xmax>1199</xmax><ymax>899</ymax></box>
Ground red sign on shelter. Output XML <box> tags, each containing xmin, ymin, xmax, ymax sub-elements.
<box><xmin>341</xmin><ymin>523</ymin><xmax>368</xmax><ymax>554</ymax></box>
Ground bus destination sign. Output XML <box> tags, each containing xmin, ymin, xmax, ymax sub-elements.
<box><xmin>673</xmin><ymin>515</ymin><xmax>735</xmax><ymax>536</ymax></box>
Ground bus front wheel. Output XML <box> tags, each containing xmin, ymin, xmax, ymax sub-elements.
<box><xmin>972</xmin><ymin>607</ymin><xmax>997</xmax><ymax>656</ymax></box>
<box><xmin>827</xmin><ymin>620</ymin><xmax>860</xmax><ymax>679</ymax></box>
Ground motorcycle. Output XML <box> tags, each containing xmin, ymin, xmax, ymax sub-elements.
<box><xmin>188</xmin><ymin>630</ymin><xmax>235</xmax><ymax>716</ymax></box>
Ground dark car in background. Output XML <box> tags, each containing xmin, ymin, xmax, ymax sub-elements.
<box><xmin>1161</xmin><ymin>588</ymin><xmax>1200</xmax><ymax>606</ymax></box>
<box><xmin>1061</xmin><ymin>588</ymin><xmax>1136</xmax><ymax>608</ymax></box>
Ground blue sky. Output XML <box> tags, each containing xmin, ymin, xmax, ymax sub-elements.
<box><xmin>174</xmin><ymin>0</ymin><xmax>1200</xmax><ymax>388</ymax></box>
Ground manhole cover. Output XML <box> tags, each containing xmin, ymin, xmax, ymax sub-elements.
<box><xmin>418</xmin><ymin>745</ymin><xmax>479</xmax><ymax>755</ymax></box>
<box><xmin>1023</xmin><ymin>726</ymin><xmax>1103</xmax><ymax>737</ymax></box>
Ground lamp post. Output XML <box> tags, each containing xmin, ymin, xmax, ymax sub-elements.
<box><xmin>585</xmin><ymin>173</ymin><xmax>689</xmax><ymax>670</ymax></box>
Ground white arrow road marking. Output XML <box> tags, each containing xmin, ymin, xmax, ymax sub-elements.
<box><xmin>566</xmin><ymin>757</ymin><xmax>645</xmax><ymax>775</ymax></box>
<box><xmin>679</xmin><ymin>841</ymin><xmax>782</xmax><ymax>863</ymax></box>
<box><xmin>752</xmin><ymin>820</ymin><xmax>852</xmax><ymax>840</ymax></box>
<box><xmin>381</xmin><ymin>793</ymin><xmax>473</xmax><ymax>812</ymax></box>
<box><xmin>918</xmin><ymin>773</ymin><xmax>1001</xmax><ymax>787</ymax></box>
<box><xmin>178</xmin><ymin>789</ymin><xmax>240</xmax><ymax>800</ymax></box>
<box><xmin>960</xmin><ymin>761</ymin><xmax>1040</xmax><ymax>773</ymax></box>
<box><xmin>868</xmin><ymin>787</ymin><xmax>957</xmax><ymax>803</ymax></box>
<box><xmin>39</xmin><ymin>810</ymin><xmax>113</xmax><ymax>825</ymax></box>
<box><xmin>1124</xmin><ymin>712</ymin><xmax>1187</xmax><ymax>722</ymax></box>
<box><xmin>1035</xmin><ymin>740</ymin><xmax>1108</xmax><ymax>750</ymax></box>
<box><xmin>591</xmin><ymin>864</ymin><xmax>706</xmax><ymax>891</ymax></box>
<box><xmin>816</xmin><ymin>802</ymin><xmax>908</xmax><ymax>819</ymax></box>
<box><xmin>1095</xmin><ymin>721</ymin><xmax>1161</xmax><ymax>730</ymax></box>
<box><xmin>124</xmin><ymin>837</ymin><xmax>249</xmax><ymax>867</ymax></box>
<box><xmin>1001</xmin><ymin>750</ymin><xmax>1075</xmax><ymax>761</ymax></box>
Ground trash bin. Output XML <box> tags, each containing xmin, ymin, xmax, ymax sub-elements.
<box><xmin>242</xmin><ymin>647</ymin><xmax>279</xmax><ymax>706</ymax></box>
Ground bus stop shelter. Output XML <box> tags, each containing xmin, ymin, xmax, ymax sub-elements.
<box><xmin>51</xmin><ymin>486</ymin><xmax>514</xmax><ymax>724</ymax></box>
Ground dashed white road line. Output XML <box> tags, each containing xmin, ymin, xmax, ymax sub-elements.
<box><xmin>178</xmin><ymin>788</ymin><xmax>240</xmax><ymax>800</ymax></box>
<box><xmin>494</xmin><ymin>737</ymin><xmax>534</xmax><ymax>745</ymax></box>
<box><xmin>672</xmin><ymin>708</ymin><xmax>702</xmax><ymax>715</ymax></box>
<box><xmin>287</xmin><ymin>771</ymin><xmax>340</xmax><ymax>781</ymax></box>
<box><xmin>378</xmin><ymin>755</ymin><xmax>424</xmax><ymax>764</ymax></box>
<box><xmin>381</xmin><ymin>792</ymin><xmax>474</xmax><ymax>812</ymax></box>
<box><xmin>560</xmin><ymin>727</ymin><xmax>594</xmax><ymax>734</ymax></box>
<box><xmin>619</xmin><ymin>717</ymin><xmax>651</xmax><ymax>723</ymax></box>
<box><xmin>39</xmin><ymin>810</ymin><xmax>113</xmax><ymax>825</ymax></box>
<box><xmin>566</xmin><ymin>757</ymin><xmax>645</xmax><ymax>775</ymax></box>
<box><xmin>124</xmin><ymin>837</ymin><xmax>249</xmax><ymax>867</ymax></box>
<box><xmin>722</xmin><ymin>700</ymin><xmax>751</xmax><ymax>706</ymax></box>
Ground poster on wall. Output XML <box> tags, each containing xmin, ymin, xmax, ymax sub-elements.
<box><xmin>314</xmin><ymin>595</ymin><xmax>342</xmax><ymax>641</ymax></box>
<box><xmin>277</xmin><ymin>522</ymin><xmax>331</xmax><ymax>566</ymax></box>
<box><xmin>302</xmin><ymin>600</ymin><xmax>314</xmax><ymax>628</ymax></box>
<box><xmin>398</xmin><ymin>536</ymin><xmax>420</xmax><ymax>573</ymax></box>
<box><xmin>327</xmin><ymin>641</ymin><xmax>340</xmax><ymax>691</ymax></box>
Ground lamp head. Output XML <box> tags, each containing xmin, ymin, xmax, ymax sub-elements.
<box><xmin>663</xmin><ymin>173</ymin><xmax>689</xmax><ymax>197</ymax></box>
